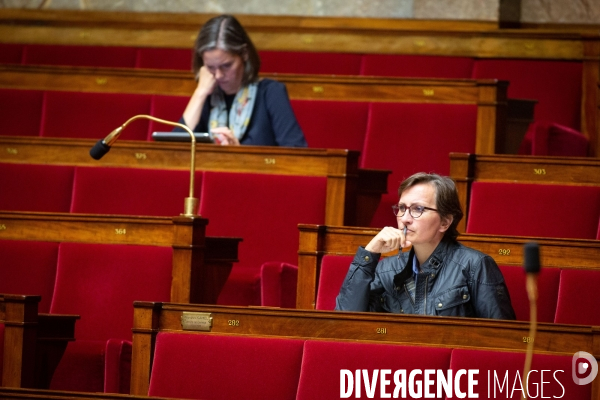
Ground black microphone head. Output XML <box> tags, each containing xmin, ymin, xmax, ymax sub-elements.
<box><xmin>523</xmin><ymin>242</ymin><xmax>541</xmax><ymax>274</ymax></box>
<box><xmin>89</xmin><ymin>140</ymin><xmax>111</xmax><ymax>160</ymax></box>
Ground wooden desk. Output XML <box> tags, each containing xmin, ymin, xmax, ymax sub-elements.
<box><xmin>296</xmin><ymin>224</ymin><xmax>600</xmax><ymax>309</ymax></box>
<box><xmin>129</xmin><ymin>301</ymin><xmax>600</xmax><ymax>396</ymax></box>
<box><xmin>449</xmin><ymin>152</ymin><xmax>600</xmax><ymax>231</ymax></box>
<box><xmin>0</xmin><ymin>387</ymin><xmax>173</xmax><ymax>400</ymax></box>
<box><xmin>0</xmin><ymin>64</ymin><xmax>508</xmax><ymax>155</ymax></box>
<box><xmin>0</xmin><ymin>136</ymin><xmax>389</xmax><ymax>227</ymax></box>
<box><xmin>0</xmin><ymin>211</ymin><xmax>240</xmax><ymax>305</ymax></box>
<box><xmin>1</xmin><ymin>294</ymin><xmax>78</xmax><ymax>389</ymax></box>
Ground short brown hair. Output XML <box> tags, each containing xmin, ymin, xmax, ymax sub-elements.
<box><xmin>398</xmin><ymin>172</ymin><xmax>463</xmax><ymax>240</ymax></box>
<box><xmin>192</xmin><ymin>15</ymin><xmax>261</xmax><ymax>85</ymax></box>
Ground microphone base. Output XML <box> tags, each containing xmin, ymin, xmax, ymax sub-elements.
<box><xmin>181</xmin><ymin>197</ymin><xmax>199</xmax><ymax>217</ymax></box>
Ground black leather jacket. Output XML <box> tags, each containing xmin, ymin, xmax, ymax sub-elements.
<box><xmin>335</xmin><ymin>239</ymin><xmax>516</xmax><ymax>320</ymax></box>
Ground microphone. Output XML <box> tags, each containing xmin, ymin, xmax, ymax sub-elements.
<box><xmin>521</xmin><ymin>242</ymin><xmax>540</xmax><ymax>400</ymax></box>
<box><xmin>89</xmin><ymin>126</ymin><xmax>123</xmax><ymax>160</ymax></box>
<box><xmin>88</xmin><ymin>115</ymin><xmax>200</xmax><ymax>216</ymax></box>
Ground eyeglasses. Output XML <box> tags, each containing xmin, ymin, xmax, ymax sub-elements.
<box><xmin>392</xmin><ymin>204</ymin><xmax>438</xmax><ymax>218</ymax></box>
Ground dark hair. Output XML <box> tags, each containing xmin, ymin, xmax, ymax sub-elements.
<box><xmin>192</xmin><ymin>15</ymin><xmax>260</xmax><ymax>86</ymax></box>
<box><xmin>398</xmin><ymin>172</ymin><xmax>463</xmax><ymax>241</ymax></box>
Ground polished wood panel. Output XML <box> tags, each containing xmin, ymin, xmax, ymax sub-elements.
<box><xmin>0</xmin><ymin>212</ymin><xmax>240</xmax><ymax>305</ymax></box>
<box><xmin>1</xmin><ymin>294</ymin><xmax>77</xmax><ymax>389</ymax></box>
<box><xmin>0</xmin><ymin>387</ymin><xmax>172</xmax><ymax>400</ymax></box>
<box><xmin>296</xmin><ymin>224</ymin><xmax>600</xmax><ymax>310</ymax></box>
<box><xmin>449</xmin><ymin>152</ymin><xmax>600</xmax><ymax>231</ymax></box>
<box><xmin>129</xmin><ymin>301</ymin><xmax>600</xmax><ymax>396</ymax></box>
<box><xmin>0</xmin><ymin>136</ymin><xmax>388</xmax><ymax>227</ymax></box>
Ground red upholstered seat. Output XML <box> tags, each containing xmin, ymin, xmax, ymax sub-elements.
<box><xmin>70</xmin><ymin>166</ymin><xmax>202</xmax><ymax>217</ymax></box>
<box><xmin>199</xmin><ymin>171</ymin><xmax>327</xmax><ymax>306</ymax></box>
<box><xmin>259</xmin><ymin>51</ymin><xmax>363</xmax><ymax>75</ymax></box>
<box><xmin>0</xmin><ymin>323</ymin><xmax>4</xmax><ymax>381</ymax></box>
<box><xmin>555</xmin><ymin>269</ymin><xmax>600</xmax><ymax>326</ymax></box>
<box><xmin>0</xmin><ymin>43</ymin><xmax>24</xmax><ymax>64</ymax></box>
<box><xmin>360</xmin><ymin>54</ymin><xmax>474</xmax><ymax>78</ymax></box>
<box><xmin>22</xmin><ymin>44</ymin><xmax>137</xmax><ymax>68</ymax></box>
<box><xmin>0</xmin><ymin>89</ymin><xmax>44</xmax><ymax>137</ymax></box>
<box><xmin>290</xmin><ymin>100</ymin><xmax>369</xmax><ymax>151</ymax></box>
<box><xmin>449</xmin><ymin>348</ymin><xmax>591</xmax><ymax>399</ymax></box>
<box><xmin>135</xmin><ymin>48</ymin><xmax>192</xmax><ymax>70</ymax></box>
<box><xmin>361</xmin><ymin>102</ymin><xmax>477</xmax><ymax>227</ymax></box>
<box><xmin>48</xmin><ymin>242</ymin><xmax>172</xmax><ymax>393</ymax></box>
<box><xmin>466</xmin><ymin>182</ymin><xmax>600</xmax><ymax>240</ymax></box>
<box><xmin>40</xmin><ymin>91</ymin><xmax>151</xmax><ymax>140</ymax></box>
<box><xmin>0</xmin><ymin>163</ymin><xmax>75</xmax><ymax>212</ymax></box>
<box><xmin>472</xmin><ymin>59</ymin><xmax>582</xmax><ymax>130</ymax></box>
<box><xmin>260</xmin><ymin>261</ymin><xmax>298</xmax><ymax>308</ymax></box>
<box><xmin>518</xmin><ymin>120</ymin><xmax>589</xmax><ymax>156</ymax></box>
<box><xmin>148</xmin><ymin>333</ymin><xmax>304</xmax><ymax>400</ymax></box>
<box><xmin>0</xmin><ymin>240</ymin><xmax>59</xmax><ymax>313</ymax></box>
<box><xmin>148</xmin><ymin>94</ymin><xmax>191</xmax><ymax>139</ymax></box>
<box><xmin>498</xmin><ymin>265</ymin><xmax>560</xmax><ymax>323</ymax></box>
<box><xmin>316</xmin><ymin>254</ymin><xmax>354</xmax><ymax>310</ymax></box>
<box><xmin>296</xmin><ymin>340</ymin><xmax>452</xmax><ymax>400</ymax></box>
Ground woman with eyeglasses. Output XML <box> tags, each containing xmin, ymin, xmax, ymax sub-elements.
<box><xmin>335</xmin><ymin>172</ymin><xmax>515</xmax><ymax>320</ymax></box>
<box><xmin>175</xmin><ymin>14</ymin><xmax>307</xmax><ymax>147</ymax></box>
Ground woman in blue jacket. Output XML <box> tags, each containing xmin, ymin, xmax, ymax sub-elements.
<box><xmin>176</xmin><ymin>14</ymin><xmax>307</xmax><ymax>147</ymax></box>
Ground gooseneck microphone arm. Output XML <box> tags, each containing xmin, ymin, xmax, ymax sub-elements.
<box><xmin>521</xmin><ymin>242</ymin><xmax>541</xmax><ymax>400</ymax></box>
<box><xmin>89</xmin><ymin>114</ymin><xmax>198</xmax><ymax>216</ymax></box>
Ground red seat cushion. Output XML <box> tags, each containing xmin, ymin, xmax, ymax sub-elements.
<box><xmin>466</xmin><ymin>182</ymin><xmax>600</xmax><ymax>239</ymax></box>
<box><xmin>40</xmin><ymin>91</ymin><xmax>151</xmax><ymax>140</ymax></box>
<box><xmin>296</xmin><ymin>340</ymin><xmax>452</xmax><ymax>400</ymax></box>
<box><xmin>361</xmin><ymin>102</ymin><xmax>477</xmax><ymax>227</ymax></box>
<box><xmin>23</xmin><ymin>44</ymin><xmax>137</xmax><ymax>68</ymax></box>
<box><xmin>0</xmin><ymin>89</ymin><xmax>44</xmax><ymax>137</ymax></box>
<box><xmin>149</xmin><ymin>333</ymin><xmax>304</xmax><ymax>400</ymax></box>
<box><xmin>450</xmin><ymin>348</ymin><xmax>591</xmax><ymax>399</ymax></box>
<box><xmin>291</xmin><ymin>100</ymin><xmax>369</xmax><ymax>151</ymax></box>
<box><xmin>135</xmin><ymin>48</ymin><xmax>192</xmax><ymax>70</ymax></box>
<box><xmin>0</xmin><ymin>240</ymin><xmax>59</xmax><ymax>313</ymax></box>
<box><xmin>0</xmin><ymin>163</ymin><xmax>75</xmax><ymax>212</ymax></box>
<box><xmin>316</xmin><ymin>255</ymin><xmax>354</xmax><ymax>310</ymax></box>
<box><xmin>472</xmin><ymin>59</ymin><xmax>582</xmax><ymax>130</ymax></box>
<box><xmin>70</xmin><ymin>166</ymin><xmax>202</xmax><ymax>217</ymax></box>
<box><xmin>555</xmin><ymin>269</ymin><xmax>600</xmax><ymax>326</ymax></box>
<box><xmin>199</xmin><ymin>172</ymin><xmax>327</xmax><ymax>306</ymax></box>
<box><xmin>259</xmin><ymin>51</ymin><xmax>362</xmax><ymax>75</ymax></box>
<box><xmin>361</xmin><ymin>54</ymin><xmax>474</xmax><ymax>78</ymax></box>
<box><xmin>498</xmin><ymin>265</ymin><xmax>560</xmax><ymax>323</ymax></box>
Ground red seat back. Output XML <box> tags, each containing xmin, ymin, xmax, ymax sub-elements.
<box><xmin>0</xmin><ymin>240</ymin><xmax>59</xmax><ymax>313</ymax></box>
<box><xmin>0</xmin><ymin>163</ymin><xmax>75</xmax><ymax>212</ymax></box>
<box><xmin>0</xmin><ymin>43</ymin><xmax>24</xmax><ymax>64</ymax></box>
<box><xmin>291</xmin><ymin>100</ymin><xmax>369</xmax><ymax>151</ymax></box>
<box><xmin>148</xmin><ymin>94</ymin><xmax>191</xmax><ymax>139</ymax></box>
<box><xmin>555</xmin><ymin>269</ymin><xmax>600</xmax><ymax>326</ymax></box>
<box><xmin>361</xmin><ymin>54</ymin><xmax>474</xmax><ymax>78</ymax></box>
<box><xmin>70</xmin><ymin>166</ymin><xmax>202</xmax><ymax>217</ymax></box>
<box><xmin>466</xmin><ymin>182</ymin><xmax>600</xmax><ymax>239</ymax></box>
<box><xmin>296</xmin><ymin>340</ymin><xmax>452</xmax><ymax>400</ymax></box>
<box><xmin>498</xmin><ymin>265</ymin><xmax>560</xmax><ymax>323</ymax></box>
<box><xmin>472</xmin><ymin>59</ymin><xmax>582</xmax><ymax>130</ymax></box>
<box><xmin>149</xmin><ymin>333</ymin><xmax>304</xmax><ymax>400</ymax></box>
<box><xmin>362</xmin><ymin>102</ymin><xmax>477</xmax><ymax>227</ymax></box>
<box><xmin>0</xmin><ymin>89</ymin><xmax>44</xmax><ymax>137</ymax></box>
<box><xmin>135</xmin><ymin>48</ymin><xmax>192</xmax><ymax>70</ymax></box>
<box><xmin>40</xmin><ymin>91</ymin><xmax>151</xmax><ymax>140</ymax></box>
<box><xmin>260</xmin><ymin>261</ymin><xmax>298</xmax><ymax>308</ymax></box>
<box><xmin>22</xmin><ymin>44</ymin><xmax>137</xmax><ymax>68</ymax></box>
<box><xmin>259</xmin><ymin>51</ymin><xmax>362</xmax><ymax>75</ymax></box>
<box><xmin>518</xmin><ymin>120</ymin><xmax>589</xmax><ymax>157</ymax></box>
<box><xmin>316</xmin><ymin>254</ymin><xmax>354</xmax><ymax>310</ymax></box>
<box><xmin>49</xmin><ymin>242</ymin><xmax>172</xmax><ymax>341</ymax></box>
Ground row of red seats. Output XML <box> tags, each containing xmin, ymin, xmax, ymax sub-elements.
<box><xmin>147</xmin><ymin>332</ymin><xmax>590</xmax><ymax>399</ymax></box>
<box><xmin>0</xmin><ymin>43</ymin><xmax>583</xmax><ymax>131</ymax></box>
<box><xmin>311</xmin><ymin>254</ymin><xmax>600</xmax><ymax>326</ymax></box>
<box><xmin>0</xmin><ymin>163</ymin><xmax>327</xmax><ymax>307</ymax></box>
<box><xmin>0</xmin><ymin>87</ymin><xmax>480</xmax><ymax>227</ymax></box>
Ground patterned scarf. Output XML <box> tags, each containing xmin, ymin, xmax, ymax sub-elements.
<box><xmin>209</xmin><ymin>82</ymin><xmax>258</xmax><ymax>141</ymax></box>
